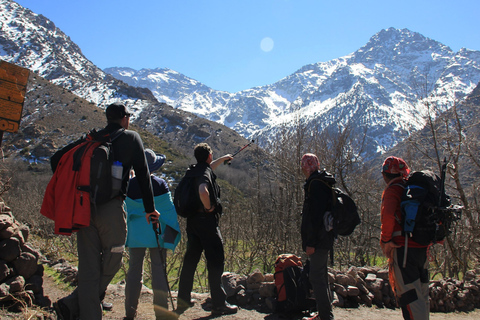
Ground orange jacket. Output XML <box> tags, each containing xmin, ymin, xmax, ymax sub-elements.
<box><xmin>380</xmin><ymin>177</ymin><xmax>426</xmax><ymax>248</ymax></box>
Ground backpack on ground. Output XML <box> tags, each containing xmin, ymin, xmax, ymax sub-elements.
<box><xmin>273</xmin><ymin>254</ymin><xmax>313</xmax><ymax>314</ymax></box>
<box><xmin>400</xmin><ymin>164</ymin><xmax>461</xmax><ymax>246</ymax></box>
<box><xmin>312</xmin><ymin>179</ymin><xmax>361</xmax><ymax>236</ymax></box>
<box><xmin>41</xmin><ymin>129</ymin><xmax>124</xmax><ymax>235</ymax></box>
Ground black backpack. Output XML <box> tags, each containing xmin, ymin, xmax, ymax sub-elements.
<box><xmin>332</xmin><ymin>187</ymin><xmax>361</xmax><ymax>236</ymax></box>
<box><xmin>173</xmin><ymin>173</ymin><xmax>200</xmax><ymax>218</ymax></box>
<box><xmin>313</xmin><ymin>179</ymin><xmax>361</xmax><ymax>236</ymax></box>
<box><xmin>400</xmin><ymin>169</ymin><xmax>454</xmax><ymax>245</ymax></box>
<box><xmin>174</xmin><ymin>164</ymin><xmax>222</xmax><ymax>218</ymax></box>
<box><xmin>273</xmin><ymin>254</ymin><xmax>314</xmax><ymax>314</ymax></box>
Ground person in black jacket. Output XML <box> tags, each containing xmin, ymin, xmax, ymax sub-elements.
<box><xmin>300</xmin><ymin>153</ymin><xmax>335</xmax><ymax>320</ymax></box>
<box><xmin>54</xmin><ymin>103</ymin><xmax>159</xmax><ymax>320</ymax></box>
<box><xmin>176</xmin><ymin>143</ymin><xmax>238</xmax><ymax>316</ymax></box>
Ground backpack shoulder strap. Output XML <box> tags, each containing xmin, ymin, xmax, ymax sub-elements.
<box><xmin>308</xmin><ymin>177</ymin><xmax>337</xmax><ymax>206</ymax></box>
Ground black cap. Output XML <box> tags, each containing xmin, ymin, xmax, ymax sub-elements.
<box><xmin>105</xmin><ymin>103</ymin><xmax>131</xmax><ymax>120</ymax></box>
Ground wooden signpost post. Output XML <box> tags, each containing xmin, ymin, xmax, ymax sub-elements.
<box><xmin>0</xmin><ymin>60</ymin><xmax>30</xmax><ymax>147</ymax></box>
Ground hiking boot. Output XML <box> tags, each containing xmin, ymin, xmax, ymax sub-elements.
<box><xmin>102</xmin><ymin>301</ymin><xmax>113</xmax><ymax>311</ymax></box>
<box><xmin>302</xmin><ymin>314</ymin><xmax>321</xmax><ymax>320</ymax></box>
<box><xmin>175</xmin><ymin>299</ymin><xmax>194</xmax><ymax>314</ymax></box>
<box><xmin>211</xmin><ymin>302</ymin><xmax>238</xmax><ymax>315</ymax></box>
<box><xmin>53</xmin><ymin>299</ymin><xmax>70</xmax><ymax>320</ymax></box>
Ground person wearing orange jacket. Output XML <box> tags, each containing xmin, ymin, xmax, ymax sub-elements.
<box><xmin>380</xmin><ymin>156</ymin><xmax>429</xmax><ymax>320</ymax></box>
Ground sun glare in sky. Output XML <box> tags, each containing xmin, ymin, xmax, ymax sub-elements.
<box><xmin>260</xmin><ymin>37</ymin><xmax>274</xmax><ymax>52</ymax></box>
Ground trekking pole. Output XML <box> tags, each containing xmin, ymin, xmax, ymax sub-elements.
<box><xmin>439</xmin><ymin>157</ymin><xmax>447</xmax><ymax>207</ymax></box>
<box><xmin>224</xmin><ymin>140</ymin><xmax>255</xmax><ymax>165</ymax></box>
<box><xmin>151</xmin><ymin>218</ymin><xmax>175</xmax><ymax>309</ymax></box>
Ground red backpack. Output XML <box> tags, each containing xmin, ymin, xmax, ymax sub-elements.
<box><xmin>41</xmin><ymin>129</ymin><xmax>124</xmax><ymax>235</ymax></box>
<box><xmin>274</xmin><ymin>254</ymin><xmax>312</xmax><ymax>314</ymax></box>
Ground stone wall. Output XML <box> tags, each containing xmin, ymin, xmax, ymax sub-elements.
<box><xmin>0</xmin><ymin>202</ymin><xmax>50</xmax><ymax>311</ymax></box>
<box><xmin>221</xmin><ymin>265</ymin><xmax>480</xmax><ymax>313</ymax></box>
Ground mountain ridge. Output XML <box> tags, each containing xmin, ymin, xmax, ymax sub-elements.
<box><xmin>1</xmin><ymin>0</ymin><xmax>479</xmax><ymax>160</ymax></box>
<box><xmin>105</xmin><ymin>28</ymin><xmax>480</xmax><ymax>157</ymax></box>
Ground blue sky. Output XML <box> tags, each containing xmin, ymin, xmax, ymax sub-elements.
<box><xmin>14</xmin><ymin>0</ymin><xmax>480</xmax><ymax>93</ymax></box>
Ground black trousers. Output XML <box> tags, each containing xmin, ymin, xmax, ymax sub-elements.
<box><xmin>177</xmin><ymin>213</ymin><xmax>226</xmax><ymax>307</ymax></box>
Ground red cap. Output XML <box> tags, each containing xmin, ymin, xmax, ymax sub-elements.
<box><xmin>382</xmin><ymin>156</ymin><xmax>410</xmax><ymax>178</ymax></box>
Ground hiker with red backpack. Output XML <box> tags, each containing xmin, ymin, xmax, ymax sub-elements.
<box><xmin>52</xmin><ymin>103</ymin><xmax>160</xmax><ymax>320</ymax></box>
<box><xmin>300</xmin><ymin>153</ymin><xmax>335</xmax><ymax>320</ymax></box>
<box><xmin>380</xmin><ymin>156</ymin><xmax>429</xmax><ymax>320</ymax></box>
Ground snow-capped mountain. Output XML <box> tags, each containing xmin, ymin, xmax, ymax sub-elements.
<box><xmin>2</xmin><ymin>0</ymin><xmax>480</xmax><ymax>158</ymax></box>
<box><xmin>106</xmin><ymin>28</ymin><xmax>480</xmax><ymax>155</ymax></box>
<box><xmin>0</xmin><ymin>0</ymin><xmax>157</xmax><ymax>113</ymax></box>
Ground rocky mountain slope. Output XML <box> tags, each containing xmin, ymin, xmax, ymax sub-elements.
<box><xmin>106</xmin><ymin>28</ymin><xmax>480</xmax><ymax>157</ymax></box>
<box><xmin>0</xmin><ymin>0</ymin><xmax>257</xmax><ymax>171</ymax></box>
<box><xmin>1</xmin><ymin>0</ymin><xmax>479</xmax><ymax>161</ymax></box>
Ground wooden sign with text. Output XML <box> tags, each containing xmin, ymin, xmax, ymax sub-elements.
<box><xmin>0</xmin><ymin>60</ymin><xmax>30</xmax><ymax>133</ymax></box>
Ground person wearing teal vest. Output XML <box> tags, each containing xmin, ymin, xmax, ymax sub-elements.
<box><xmin>124</xmin><ymin>149</ymin><xmax>181</xmax><ymax>320</ymax></box>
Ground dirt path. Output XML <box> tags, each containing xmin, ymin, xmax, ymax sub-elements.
<box><xmin>2</xmin><ymin>273</ymin><xmax>480</xmax><ymax>319</ymax></box>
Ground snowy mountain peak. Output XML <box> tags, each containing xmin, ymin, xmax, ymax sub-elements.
<box><xmin>1</xmin><ymin>0</ymin><xmax>479</xmax><ymax>159</ymax></box>
<box><xmin>104</xmin><ymin>28</ymin><xmax>480</xmax><ymax>156</ymax></box>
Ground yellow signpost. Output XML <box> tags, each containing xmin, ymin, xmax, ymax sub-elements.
<box><xmin>0</xmin><ymin>60</ymin><xmax>30</xmax><ymax>146</ymax></box>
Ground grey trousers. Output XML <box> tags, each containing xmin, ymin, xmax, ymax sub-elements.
<box><xmin>393</xmin><ymin>247</ymin><xmax>430</xmax><ymax>320</ymax></box>
<box><xmin>309</xmin><ymin>248</ymin><xmax>334</xmax><ymax>320</ymax></box>
<box><xmin>125</xmin><ymin>247</ymin><xmax>168</xmax><ymax>319</ymax></box>
<box><xmin>62</xmin><ymin>198</ymin><xmax>127</xmax><ymax>320</ymax></box>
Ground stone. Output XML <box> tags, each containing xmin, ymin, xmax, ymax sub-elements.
<box><xmin>328</xmin><ymin>272</ymin><xmax>335</xmax><ymax>284</ymax></box>
<box><xmin>222</xmin><ymin>272</ymin><xmax>238</xmax><ymax>298</ymax></box>
<box><xmin>0</xmin><ymin>283</ymin><xmax>9</xmax><ymax>298</ymax></box>
<box><xmin>0</xmin><ymin>259</ymin><xmax>11</xmax><ymax>282</ymax></box>
<box><xmin>334</xmin><ymin>283</ymin><xmax>348</xmax><ymax>298</ymax></box>
<box><xmin>365</xmin><ymin>273</ymin><xmax>377</xmax><ymax>282</ymax></box>
<box><xmin>6</xmin><ymin>275</ymin><xmax>25</xmax><ymax>293</ymax></box>
<box><xmin>336</xmin><ymin>273</ymin><xmax>356</xmax><ymax>286</ymax></box>
<box><xmin>258</xmin><ymin>282</ymin><xmax>275</xmax><ymax>298</ymax></box>
<box><xmin>25</xmin><ymin>274</ymin><xmax>43</xmax><ymax>294</ymax></box>
<box><xmin>12</xmin><ymin>252</ymin><xmax>38</xmax><ymax>279</ymax></box>
<box><xmin>377</xmin><ymin>269</ymin><xmax>389</xmax><ymax>281</ymax></box>
<box><xmin>247</xmin><ymin>270</ymin><xmax>265</xmax><ymax>284</ymax></box>
<box><xmin>0</xmin><ymin>237</ymin><xmax>21</xmax><ymax>262</ymax></box>
<box><xmin>332</xmin><ymin>291</ymin><xmax>344</xmax><ymax>307</ymax></box>
<box><xmin>264</xmin><ymin>273</ymin><xmax>274</xmax><ymax>282</ymax></box>
<box><xmin>0</xmin><ymin>214</ymin><xmax>13</xmax><ymax>230</ymax></box>
<box><xmin>347</xmin><ymin>285</ymin><xmax>360</xmax><ymax>296</ymax></box>
<box><xmin>0</xmin><ymin>226</ymin><xmax>15</xmax><ymax>239</ymax></box>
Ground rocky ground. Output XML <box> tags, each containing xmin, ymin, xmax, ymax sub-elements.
<box><xmin>2</xmin><ymin>272</ymin><xmax>480</xmax><ymax>320</ymax></box>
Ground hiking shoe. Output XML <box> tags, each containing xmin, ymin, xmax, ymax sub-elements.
<box><xmin>302</xmin><ymin>315</ymin><xmax>321</xmax><ymax>320</ymax></box>
<box><xmin>211</xmin><ymin>302</ymin><xmax>238</xmax><ymax>315</ymax></box>
<box><xmin>175</xmin><ymin>299</ymin><xmax>194</xmax><ymax>314</ymax></box>
<box><xmin>53</xmin><ymin>299</ymin><xmax>70</xmax><ymax>320</ymax></box>
<box><xmin>102</xmin><ymin>301</ymin><xmax>113</xmax><ymax>311</ymax></box>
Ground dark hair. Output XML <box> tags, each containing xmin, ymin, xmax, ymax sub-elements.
<box><xmin>383</xmin><ymin>171</ymin><xmax>401</xmax><ymax>180</ymax></box>
<box><xmin>194</xmin><ymin>143</ymin><xmax>212</xmax><ymax>163</ymax></box>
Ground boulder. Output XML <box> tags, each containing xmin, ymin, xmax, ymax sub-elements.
<box><xmin>247</xmin><ymin>270</ymin><xmax>265</xmax><ymax>284</ymax></box>
<box><xmin>5</xmin><ymin>275</ymin><xmax>25</xmax><ymax>293</ymax></box>
<box><xmin>12</xmin><ymin>252</ymin><xmax>38</xmax><ymax>279</ymax></box>
<box><xmin>258</xmin><ymin>282</ymin><xmax>275</xmax><ymax>298</ymax></box>
<box><xmin>0</xmin><ymin>237</ymin><xmax>21</xmax><ymax>262</ymax></box>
